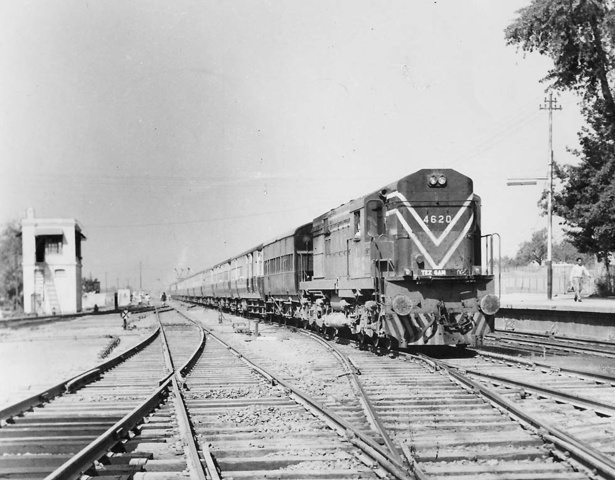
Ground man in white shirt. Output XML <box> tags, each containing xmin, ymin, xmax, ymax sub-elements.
<box><xmin>570</xmin><ymin>257</ymin><xmax>591</xmax><ymax>302</ymax></box>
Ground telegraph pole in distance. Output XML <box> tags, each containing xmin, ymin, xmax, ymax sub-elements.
<box><xmin>540</xmin><ymin>92</ymin><xmax>562</xmax><ymax>300</ymax></box>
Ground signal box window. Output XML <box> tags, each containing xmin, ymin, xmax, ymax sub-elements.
<box><xmin>35</xmin><ymin>235</ymin><xmax>63</xmax><ymax>262</ymax></box>
<box><xmin>46</xmin><ymin>237</ymin><xmax>63</xmax><ymax>255</ymax></box>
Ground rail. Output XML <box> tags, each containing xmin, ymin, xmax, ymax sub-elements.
<box><xmin>0</xmin><ymin>327</ymin><xmax>160</xmax><ymax>424</ymax></box>
<box><xmin>439</xmin><ymin>359</ymin><xmax>615</xmax><ymax>417</ymax></box>
<box><xmin>156</xmin><ymin>308</ymin><xmax>213</xmax><ymax>480</ymax></box>
<box><xmin>44</xmin><ymin>377</ymin><xmax>173</xmax><ymax>480</ymax></box>
<box><xmin>192</xmin><ymin>317</ymin><xmax>413</xmax><ymax>480</ymax></box>
<box><xmin>412</xmin><ymin>353</ymin><xmax>615</xmax><ymax>480</ymax></box>
<box><xmin>41</xmin><ymin>308</ymin><xmax>213</xmax><ymax>480</ymax></box>
<box><xmin>488</xmin><ymin>331</ymin><xmax>615</xmax><ymax>359</ymax></box>
<box><xmin>298</xmin><ymin>329</ymin><xmax>404</xmax><ymax>465</ymax></box>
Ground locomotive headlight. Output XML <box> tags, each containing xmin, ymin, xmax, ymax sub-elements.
<box><xmin>392</xmin><ymin>294</ymin><xmax>413</xmax><ymax>316</ymax></box>
<box><xmin>480</xmin><ymin>294</ymin><xmax>500</xmax><ymax>315</ymax></box>
<box><xmin>428</xmin><ymin>174</ymin><xmax>447</xmax><ymax>188</ymax></box>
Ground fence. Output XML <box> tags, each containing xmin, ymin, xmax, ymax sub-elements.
<box><xmin>498</xmin><ymin>264</ymin><xmax>614</xmax><ymax>296</ymax></box>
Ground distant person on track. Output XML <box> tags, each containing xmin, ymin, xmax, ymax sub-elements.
<box><xmin>570</xmin><ymin>258</ymin><xmax>591</xmax><ymax>302</ymax></box>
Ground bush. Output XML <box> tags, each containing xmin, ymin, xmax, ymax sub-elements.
<box><xmin>594</xmin><ymin>276</ymin><xmax>614</xmax><ymax>297</ymax></box>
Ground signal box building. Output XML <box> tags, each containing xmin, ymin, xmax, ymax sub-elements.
<box><xmin>21</xmin><ymin>209</ymin><xmax>86</xmax><ymax>315</ymax></box>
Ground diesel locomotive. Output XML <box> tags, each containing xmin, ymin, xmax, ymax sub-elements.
<box><xmin>170</xmin><ymin>169</ymin><xmax>500</xmax><ymax>349</ymax></box>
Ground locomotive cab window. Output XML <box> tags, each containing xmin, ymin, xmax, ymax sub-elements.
<box><xmin>365</xmin><ymin>199</ymin><xmax>385</xmax><ymax>237</ymax></box>
<box><xmin>353</xmin><ymin>210</ymin><xmax>361</xmax><ymax>241</ymax></box>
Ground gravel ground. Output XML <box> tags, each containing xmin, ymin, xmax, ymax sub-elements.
<box><xmin>0</xmin><ymin>309</ymin><xmax>158</xmax><ymax>409</ymax></box>
<box><xmin>185</xmin><ymin>306</ymin><xmax>359</xmax><ymax>406</ymax></box>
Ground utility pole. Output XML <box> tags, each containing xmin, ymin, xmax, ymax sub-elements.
<box><xmin>540</xmin><ymin>92</ymin><xmax>562</xmax><ymax>300</ymax></box>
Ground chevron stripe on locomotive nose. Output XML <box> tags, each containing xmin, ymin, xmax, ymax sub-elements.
<box><xmin>385</xmin><ymin>311</ymin><xmax>492</xmax><ymax>346</ymax></box>
<box><xmin>386</xmin><ymin>192</ymin><xmax>475</xmax><ymax>270</ymax></box>
<box><xmin>384</xmin><ymin>312</ymin><xmax>445</xmax><ymax>345</ymax></box>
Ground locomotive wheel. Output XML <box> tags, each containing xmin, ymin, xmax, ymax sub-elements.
<box><xmin>325</xmin><ymin>326</ymin><xmax>337</xmax><ymax>339</ymax></box>
<box><xmin>357</xmin><ymin>331</ymin><xmax>371</xmax><ymax>348</ymax></box>
<box><xmin>374</xmin><ymin>335</ymin><xmax>393</xmax><ymax>352</ymax></box>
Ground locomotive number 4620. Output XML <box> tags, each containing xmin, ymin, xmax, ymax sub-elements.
<box><xmin>423</xmin><ymin>215</ymin><xmax>452</xmax><ymax>224</ymax></box>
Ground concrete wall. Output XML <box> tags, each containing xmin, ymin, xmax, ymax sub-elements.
<box><xmin>82</xmin><ymin>293</ymin><xmax>108</xmax><ymax>310</ymax></box>
<box><xmin>496</xmin><ymin>308</ymin><xmax>615</xmax><ymax>341</ymax></box>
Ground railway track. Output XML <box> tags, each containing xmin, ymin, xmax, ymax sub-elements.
<box><xmin>484</xmin><ymin>330</ymin><xmax>615</xmax><ymax>359</ymax></box>
<box><xmin>439</xmin><ymin>350</ymin><xmax>615</xmax><ymax>458</ymax></box>
<box><xmin>1</xmin><ymin>305</ymin><xmax>414</xmax><ymax>479</ymax></box>
<box><xmin>0</xmin><ymin>308</ymin><xmax>209</xmax><ymax>479</ymax></box>
<box><xmin>180</xmin><ymin>303</ymin><xmax>615</xmax><ymax>480</ymax></box>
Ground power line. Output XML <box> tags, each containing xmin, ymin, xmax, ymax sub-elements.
<box><xmin>87</xmin><ymin>204</ymin><xmax>320</xmax><ymax>229</ymax></box>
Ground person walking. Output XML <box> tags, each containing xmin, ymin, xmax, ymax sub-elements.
<box><xmin>570</xmin><ymin>258</ymin><xmax>591</xmax><ymax>302</ymax></box>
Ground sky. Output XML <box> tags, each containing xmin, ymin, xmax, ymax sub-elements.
<box><xmin>0</xmin><ymin>0</ymin><xmax>585</xmax><ymax>293</ymax></box>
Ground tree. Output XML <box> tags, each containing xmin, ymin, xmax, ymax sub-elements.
<box><xmin>553</xmin><ymin>237</ymin><xmax>588</xmax><ymax>263</ymax></box>
<box><xmin>516</xmin><ymin>229</ymin><xmax>548</xmax><ymax>265</ymax></box>
<box><xmin>0</xmin><ymin>222</ymin><xmax>23</xmax><ymax>310</ymax></box>
<box><xmin>506</xmin><ymin>0</ymin><xmax>615</xmax><ymax>288</ymax></box>
<box><xmin>505</xmin><ymin>0</ymin><xmax>615</xmax><ymax>126</ymax></box>
<box><xmin>513</xmin><ymin>228</ymin><xmax>587</xmax><ymax>266</ymax></box>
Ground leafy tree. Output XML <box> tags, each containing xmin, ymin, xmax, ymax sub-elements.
<box><xmin>513</xmin><ymin>228</ymin><xmax>587</xmax><ymax>266</ymax></box>
<box><xmin>0</xmin><ymin>222</ymin><xmax>23</xmax><ymax>310</ymax></box>
<box><xmin>505</xmin><ymin>0</ymin><xmax>615</xmax><ymax>289</ymax></box>
<box><xmin>515</xmin><ymin>229</ymin><xmax>548</xmax><ymax>265</ymax></box>
<box><xmin>553</xmin><ymin>237</ymin><xmax>588</xmax><ymax>263</ymax></box>
<box><xmin>505</xmin><ymin>0</ymin><xmax>615</xmax><ymax>124</ymax></box>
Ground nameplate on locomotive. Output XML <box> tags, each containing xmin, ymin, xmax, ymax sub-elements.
<box><xmin>419</xmin><ymin>269</ymin><xmax>469</xmax><ymax>277</ymax></box>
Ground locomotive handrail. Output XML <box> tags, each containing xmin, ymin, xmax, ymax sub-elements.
<box><xmin>482</xmin><ymin>232</ymin><xmax>501</xmax><ymax>297</ymax></box>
